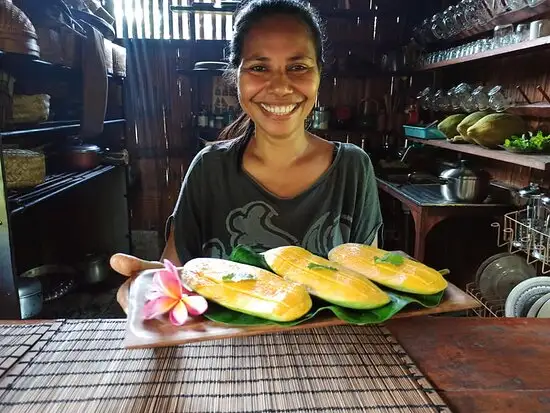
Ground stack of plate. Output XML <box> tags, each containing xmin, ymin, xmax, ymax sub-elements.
<box><xmin>505</xmin><ymin>277</ymin><xmax>550</xmax><ymax>317</ymax></box>
<box><xmin>476</xmin><ymin>252</ymin><xmax>537</xmax><ymax>305</ymax></box>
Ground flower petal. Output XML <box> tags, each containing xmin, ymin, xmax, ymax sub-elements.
<box><xmin>169</xmin><ymin>300</ymin><xmax>188</xmax><ymax>326</ymax></box>
<box><xmin>164</xmin><ymin>259</ymin><xmax>178</xmax><ymax>274</ymax></box>
<box><xmin>182</xmin><ymin>295</ymin><xmax>208</xmax><ymax>316</ymax></box>
<box><xmin>153</xmin><ymin>268</ymin><xmax>182</xmax><ymax>299</ymax></box>
<box><xmin>143</xmin><ymin>297</ymin><xmax>177</xmax><ymax>320</ymax></box>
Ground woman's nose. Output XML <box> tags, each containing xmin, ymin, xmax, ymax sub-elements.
<box><xmin>268</xmin><ymin>71</ymin><xmax>293</xmax><ymax>96</ymax></box>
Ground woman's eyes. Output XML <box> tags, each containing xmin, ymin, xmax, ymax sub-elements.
<box><xmin>247</xmin><ymin>64</ymin><xmax>310</xmax><ymax>73</ymax></box>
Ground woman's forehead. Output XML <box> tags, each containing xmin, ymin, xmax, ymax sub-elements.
<box><xmin>241</xmin><ymin>15</ymin><xmax>316</xmax><ymax>59</ymax></box>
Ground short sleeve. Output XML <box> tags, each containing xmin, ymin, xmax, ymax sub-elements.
<box><xmin>165</xmin><ymin>151</ymin><xmax>205</xmax><ymax>264</ymax></box>
<box><xmin>349</xmin><ymin>151</ymin><xmax>383</xmax><ymax>246</ymax></box>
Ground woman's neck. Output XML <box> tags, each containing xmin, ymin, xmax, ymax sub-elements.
<box><xmin>248</xmin><ymin>127</ymin><xmax>311</xmax><ymax>167</ymax></box>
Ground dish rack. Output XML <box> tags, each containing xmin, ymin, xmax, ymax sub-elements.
<box><xmin>466</xmin><ymin>208</ymin><xmax>550</xmax><ymax>318</ymax></box>
<box><xmin>465</xmin><ymin>282</ymin><xmax>506</xmax><ymax>318</ymax></box>
<box><xmin>491</xmin><ymin>208</ymin><xmax>550</xmax><ymax>274</ymax></box>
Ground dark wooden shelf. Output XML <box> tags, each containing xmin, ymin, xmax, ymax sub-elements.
<box><xmin>417</xmin><ymin>35</ymin><xmax>550</xmax><ymax>71</ymax></box>
<box><xmin>0</xmin><ymin>51</ymin><xmax>125</xmax><ymax>82</ymax></box>
<box><xmin>406</xmin><ymin>136</ymin><xmax>550</xmax><ymax>171</ymax></box>
<box><xmin>1</xmin><ymin>119</ymin><xmax>126</xmax><ymax>138</ymax></box>
<box><xmin>506</xmin><ymin>103</ymin><xmax>550</xmax><ymax>118</ymax></box>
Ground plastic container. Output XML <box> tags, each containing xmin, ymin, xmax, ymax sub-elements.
<box><xmin>403</xmin><ymin>125</ymin><xmax>446</xmax><ymax>140</ymax></box>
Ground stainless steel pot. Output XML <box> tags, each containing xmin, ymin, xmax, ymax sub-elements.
<box><xmin>18</xmin><ymin>277</ymin><xmax>43</xmax><ymax>319</ymax></box>
<box><xmin>439</xmin><ymin>160</ymin><xmax>491</xmax><ymax>203</ymax></box>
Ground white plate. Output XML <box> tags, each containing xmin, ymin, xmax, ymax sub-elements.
<box><xmin>526</xmin><ymin>292</ymin><xmax>550</xmax><ymax>317</ymax></box>
<box><xmin>537</xmin><ymin>299</ymin><xmax>550</xmax><ymax>318</ymax></box>
<box><xmin>505</xmin><ymin>277</ymin><xmax>550</xmax><ymax>317</ymax></box>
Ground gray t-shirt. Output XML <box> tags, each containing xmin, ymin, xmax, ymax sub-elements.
<box><xmin>167</xmin><ymin>137</ymin><xmax>383</xmax><ymax>264</ymax></box>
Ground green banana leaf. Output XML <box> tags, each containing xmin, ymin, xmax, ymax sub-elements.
<box><xmin>202</xmin><ymin>245</ymin><xmax>445</xmax><ymax>327</ymax></box>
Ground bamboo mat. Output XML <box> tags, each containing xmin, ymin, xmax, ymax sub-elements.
<box><xmin>0</xmin><ymin>319</ymin><xmax>452</xmax><ymax>413</ymax></box>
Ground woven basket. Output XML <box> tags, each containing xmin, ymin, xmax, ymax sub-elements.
<box><xmin>9</xmin><ymin>94</ymin><xmax>50</xmax><ymax>124</ymax></box>
<box><xmin>3</xmin><ymin>148</ymin><xmax>46</xmax><ymax>189</ymax></box>
<box><xmin>112</xmin><ymin>43</ymin><xmax>126</xmax><ymax>77</ymax></box>
<box><xmin>0</xmin><ymin>0</ymin><xmax>40</xmax><ymax>56</ymax></box>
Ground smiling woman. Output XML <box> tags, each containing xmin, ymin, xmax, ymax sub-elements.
<box><xmin>110</xmin><ymin>0</ymin><xmax>384</xmax><ymax>314</ymax></box>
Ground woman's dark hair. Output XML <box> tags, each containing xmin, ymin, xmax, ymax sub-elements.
<box><xmin>217</xmin><ymin>0</ymin><xmax>325</xmax><ymax>142</ymax></box>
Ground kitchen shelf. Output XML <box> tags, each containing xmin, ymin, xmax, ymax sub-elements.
<box><xmin>1</xmin><ymin>119</ymin><xmax>126</xmax><ymax>138</ymax></box>
<box><xmin>506</xmin><ymin>103</ymin><xmax>550</xmax><ymax>118</ymax></box>
<box><xmin>440</xmin><ymin>2</ymin><xmax>550</xmax><ymax>44</ymax></box>
<box><xmin>8</xmin><ymin>165</ymin><xmax>117</xmax><ymax>215</ymax></box>
<box><xmin>417</xmin><ymin>35</ymin><xmax>550</xmax><ymax>71</ymax></box>
<box><xmin>0</xmin><ymin>50</ymin><xmax>125</xmax><ymax>82</ymax></box>
<box><xmin>406</xmin><ymin>136</ymin><xmax>550</xmax><ymax>171</ymax></box>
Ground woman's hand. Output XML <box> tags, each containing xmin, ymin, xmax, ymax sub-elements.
<box><xmin>110</xmin><ymin>253</ymin><xmax>164</xmax><ymax>314</ymax></box>
<box><xmin>112</xmin><ymin>226</ymin><xmax>181</xmax><ymax>314</ymax></box>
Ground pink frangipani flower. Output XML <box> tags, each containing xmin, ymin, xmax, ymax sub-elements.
<box><xmin>142</xmin><ymin>259</ymin><xmax>208</xmax><ymax>326</ymax></box>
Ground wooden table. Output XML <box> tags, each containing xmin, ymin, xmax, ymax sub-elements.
<box><xmin>387</xmin><ymin>316</ymin><xmax>550</xmax><ymax>413</ymax></box>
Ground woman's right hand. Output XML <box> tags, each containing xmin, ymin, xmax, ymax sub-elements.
<box><xmin>110</xmin><ymin>253</ymin><xmax>164</xmax><ymax>314</ymax></box>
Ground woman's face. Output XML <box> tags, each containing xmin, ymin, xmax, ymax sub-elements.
<box><xmin>237</xmin><ymin>15</ymin><xmax>320</xmax><ymax>139</ymax></box>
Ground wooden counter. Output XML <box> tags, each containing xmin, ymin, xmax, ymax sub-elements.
<box><xmin>386</xmin><ymin>316</ymin><xmax>550</xmax><ymax>413</ymax></box>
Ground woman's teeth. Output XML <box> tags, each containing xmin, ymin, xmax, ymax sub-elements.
<box><xmin>260</xmin><ymin>103</ymin><xmax>298</xmax><ymax>116</ymax></box>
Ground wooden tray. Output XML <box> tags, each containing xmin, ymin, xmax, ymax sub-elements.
<box><xmin>124</xmin><ymin>270</ymin><xmax>480</xmax><ymax>349</ymax></box>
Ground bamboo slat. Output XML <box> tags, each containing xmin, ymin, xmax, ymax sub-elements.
<box><xmin>0</xmin><ymin>319</ymin><xmax>451</xmax><ymax>413</ymax></box>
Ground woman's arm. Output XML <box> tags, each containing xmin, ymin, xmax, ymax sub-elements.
<box><xmin>161</xmin><ymin>224</ymin><xmax>182</xmax><ymax>266</ymax></box>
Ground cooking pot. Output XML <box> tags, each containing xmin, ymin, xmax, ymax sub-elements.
<box><xmin>61</xmin><ymin>143</ymin><xmax>129</xmax><ymax>171</ymax></box>
<box><xmin>439</xmin><ymin>160</ymin><xmax>491</xmax><ymax>203</ymax></box>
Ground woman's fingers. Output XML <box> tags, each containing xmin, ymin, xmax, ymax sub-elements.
<box><xmin>110</xmin><ymin>253</ymin><xmax>163</xmax><ymax>277</ymax></box>
<box><xmin>111</xmin><ymin>254</ymin><xmax>164</xmax><ymax>314</ymax></box>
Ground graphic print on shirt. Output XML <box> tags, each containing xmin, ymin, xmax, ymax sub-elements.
<box><xmin>202</xmin><ymin>201</ymin><xmax>352</xmax><ymax>259</ymax></box>
<box><xmin>301</xmin><ymin>211</ymin><xmax>352</xmax><ymax>255</ymax></box>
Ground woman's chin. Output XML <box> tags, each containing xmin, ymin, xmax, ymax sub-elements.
<box><xmin>257</xmin><ymin>122</ymin><xmax>305</xmax><ymax>138</ymax></box>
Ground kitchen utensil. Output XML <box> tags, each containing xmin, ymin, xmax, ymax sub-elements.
<box><xmin>193</xmin><ymin>61</ymin><xmax>228</xmax><ymax>71</ymax></box>
<box><xmin>505</xmin><ymin>277</ymin><xmax>550</xmax><ymax>317</ymax></box>
<box><xmin>311</xmin><ymin>106</ymin><xmax>330</xmax><ymax>130</ymax></box>
<box><xmin>439</xmin><ymin>160</ymin><xmax>491</xmax><ymax>203</ymax></box>
<box><xmin>478</xmin><ymin>254</ymin><xmax>536</xmax><ymax>302</ymax></box>
<box><xmin>81</xmin><ymin>252</ymin><xmax>110</xmax><ymax>284</ymax></box>
<box><xmin>514</xmin><ymin>183</ymin><xmax>546</xmax><ymax>250</ymax></box>
<box><xmin>529</xmin><ymin>19</ymin><xmax>550</xmax><ymax>40</ymax></box>
<box><xmin>57</xmin><ymin>140</ymin><xmax>129</xmax><ymax>171</ymax></box>
<box><xmin>20</xmin><ymin>264</ymin><xmax>77</xmax><ymax>302</ymax></box>
<box><xmin>17</xmin><ymin>277</ymin><xmax>42</xmax><ymax>319</ymax></box>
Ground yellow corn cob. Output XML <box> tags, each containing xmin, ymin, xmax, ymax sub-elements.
<box><xmin>262</xmin><ymin>246</ymin><xmax>390</xmax><ymax>310</ymax></box>
<box><xmin>328</xmin><ymin>243</ymin><xmax>448</xmax><ymax>295</ymax></box>
<box><xmin>181</xmin><ymin>258</ymin><xmax>312</xmax><ymax>322</ymax></box>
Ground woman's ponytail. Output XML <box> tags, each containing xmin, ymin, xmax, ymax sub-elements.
<box><xmin>217</xmin><ymin>111</ymin><xmax>254</xmax><ymax>142</ymax></box>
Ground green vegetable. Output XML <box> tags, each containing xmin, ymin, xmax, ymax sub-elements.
<box><xmin>503</xmin><ymin>130</ymin><xmax>550</xmax><ymax>152</ymax></box>
<box><xmin>222</xmin><ymin>272</ymin><xmax>258</xmax><ymax>282</ymax></box>
<box><xmin>374</xmin><ymin>252</ymin><xmax>405</xmax><ymax>266</ymax></box>
<box><xmin>307</xmin><ymin>263</ymin><xmax>337</xmax><ymax>271</ymax></box>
